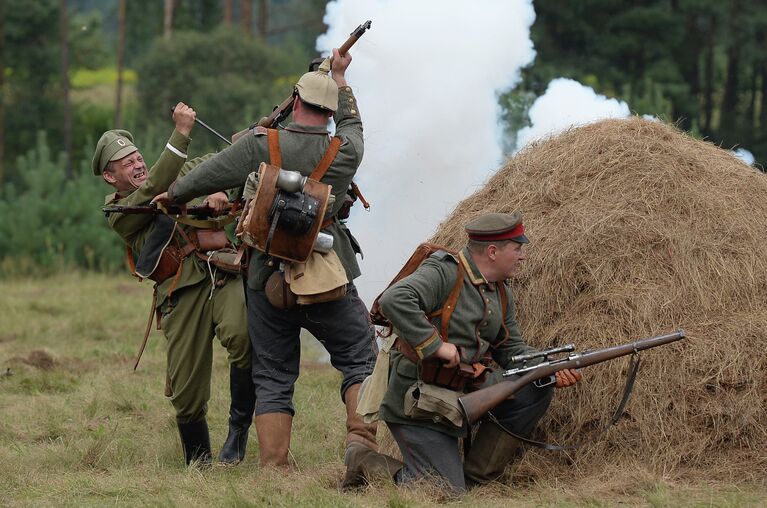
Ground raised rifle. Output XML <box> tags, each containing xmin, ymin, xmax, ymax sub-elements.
<box><xmin>458</xmin><ymin>330</ymin><xmax>686</xmax><ymax>425</ymax></box>
<box><xmin>252</xmin><ymin>20</ymin><xmax>372</xmax><ymax>132</ymax></box>
<box><xmin>102</xmin><ymin>202</ymin><xmax>233</xmax><ymax>217</ymax></box>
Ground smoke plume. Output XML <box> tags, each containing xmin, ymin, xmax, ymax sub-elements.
<box><xmin>317</xmin><ymin>0</ymin><xmax>536</xmax><ymax>303</ymax></box>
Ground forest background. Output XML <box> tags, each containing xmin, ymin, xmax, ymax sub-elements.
<box><xmin>1</xmin><ymin>0</ymin><xmax>766</xmax><ymax>275</ymax></box>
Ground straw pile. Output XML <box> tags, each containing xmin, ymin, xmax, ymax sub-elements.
<box><xmin>430</xmin><ymin>118</ymin><xmax>767</xmax><ymax>482</ymax></box>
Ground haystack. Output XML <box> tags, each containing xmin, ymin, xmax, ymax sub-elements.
<box><xmin>430</xmin><ymin>118</ymin><xmax>767</xmax><ymax>482</ymax></box>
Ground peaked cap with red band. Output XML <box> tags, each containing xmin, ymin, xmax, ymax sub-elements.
<box><xmin>465</xmin><ymin>211</ymin><xmax>528</xmax><ymax>244</ymax></box>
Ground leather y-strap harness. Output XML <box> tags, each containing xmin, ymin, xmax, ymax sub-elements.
<box><xmin>266</xmin><ymin>128</ymin><xmax>342</xmax><ymax>230</ymax></box>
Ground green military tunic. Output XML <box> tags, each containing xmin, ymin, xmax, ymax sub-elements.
<box><xmin>105</xmin><ymin>129</ymin><xmax>251</xmax><ymax>424</ymax></box>
<box><xmin>168</xmin><ymin>86</ymin><xmax>364</xmax><ymax>290</ymax></box>
<box><xmin>378</xmin><ymin>248</ymin><xmax>539</xmax><ymax>437</ymax></box>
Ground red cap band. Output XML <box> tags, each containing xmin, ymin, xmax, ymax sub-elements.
<box><xmin>468</xmin><ymin>223</ymin><xmax>525</xmax><ymax>242</ymax></box>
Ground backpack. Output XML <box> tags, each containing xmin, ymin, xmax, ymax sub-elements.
<box><xmin>371</xmin><ymin>242</ymin><xmax>514</xmax><ymax>347</ymax></box>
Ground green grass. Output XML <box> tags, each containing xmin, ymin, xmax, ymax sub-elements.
<box><xmin>1</xmin><ymin>272</ymin><xmax>765</xmax><ymax>506</ymax></box>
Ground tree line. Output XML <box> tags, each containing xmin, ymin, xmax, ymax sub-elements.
<box><xmin>0</xmin><ymin>0</ymin><xmax>764</xmax><ymax>275</ymax></box>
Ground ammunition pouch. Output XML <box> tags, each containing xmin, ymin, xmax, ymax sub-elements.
<box><xmin>419</xmin><ymin>358</ymin><xmax>476</xmax><ymax>392</ymax></box>
<box><xmin>189</xmin><ymin>229</ymin><xmax>229</xmax><ymax>252</ymax></box>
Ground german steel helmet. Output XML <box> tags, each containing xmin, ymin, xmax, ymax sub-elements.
<box><xmin>294</xmin><ymin>57</ymin><xmax>338</xmax><ymax>112</ymax></box>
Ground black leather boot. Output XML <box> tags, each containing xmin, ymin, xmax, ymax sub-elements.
<box><xmin>177</xmin><ymin>418</ymin><xmax>212</xmax><ymax>467</ymax></box>
<box><xmin>218</xmin><ymin>364</ymin><xmax>256</xmax><ymax>465</ymax></box>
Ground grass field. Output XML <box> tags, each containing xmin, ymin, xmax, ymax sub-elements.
<box><xmin>1</xmin><ymin>272</ymin><xmax>765</xmax><ymax>507</ymax></box>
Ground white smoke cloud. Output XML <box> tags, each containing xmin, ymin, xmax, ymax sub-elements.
<box><xmin>317</xmin><ymin>0</ymin><xmax>537</xmax><ymax>304</ymax></box>
<box><xmin>733</xmin><ymin>148</ymin><xmax>755</xmax><ymax>166</ymax></box>
<box><xmin>516</xmin><ymin>78</ymin><xmax>631</xmax><ymax>149</ymax></box>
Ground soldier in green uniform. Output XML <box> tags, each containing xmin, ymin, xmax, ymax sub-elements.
<box><xmin>93</xmin><ymin>103</ymin><xmax>256</xmax><ymax>467</ymax></box>
<box><xmin>365</xmin><ymin>212</ymin><xmax>581</xmax><ymax>492</ymax></box>
<box><xmin>151</xmin><ymin>49</ymin><xmax>379</xmax><ymax>476</ymax></box>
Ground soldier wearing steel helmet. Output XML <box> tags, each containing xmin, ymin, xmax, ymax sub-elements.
<box><xmin>152</xmin><ymin>49</ymin><xmax>379</xmax><ymax>478</ymax></box>
<box><xmin>93</xmin><ymin>103</ymin><xmax>256</xmax><ymax>468</ymax></box>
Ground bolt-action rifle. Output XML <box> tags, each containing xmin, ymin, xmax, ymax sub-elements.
<box><xmin>230</xmin><ymin>20</ymin><xmax>372</xmax><ymax>143</ymax></box>
<box><xmin>458</xmin><ymin>330</ymin><xmax>686</xmax><ymax>425</ymax></box>
<box><xmin>102</xmin><ymin>202</ymin><xmax>234</xmax><ymax>217</ymax></box>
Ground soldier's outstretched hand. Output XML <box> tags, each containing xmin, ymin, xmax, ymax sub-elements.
<box><xmin>172</xmin><ymin>102</ymin><xmax>196</xmax><ymax>137</ymax></box>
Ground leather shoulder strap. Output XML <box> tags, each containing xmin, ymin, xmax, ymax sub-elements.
<box><xmin>426</xmin><ymin>260</ymin><xmax>465</xmax><ymax>342</ymax></box>
<box><xmin>309</xmin><ymin>136</ymin><xmax>342</xmax><ymax>181</ymax></box>
<box><xmin>267</xmin><ymin>128</ymin><xmax>282</xmax><ymax>167</ymax></box>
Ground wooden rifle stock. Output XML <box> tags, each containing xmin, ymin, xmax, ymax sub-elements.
<box><xmin>458</xmin><ymin>330</ymin><xmax>685</xmax><ymax>425</ymax></box>
<box><xmin>255</xmin><ymin>20</ymin><xmax>372</xmax><ymax>129</ymax></box>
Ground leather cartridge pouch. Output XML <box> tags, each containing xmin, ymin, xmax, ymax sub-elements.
<box><xmin>190</xmin><ymin>229</ymin><xmax>229</xmax><ymax>252</ymax></box>
<box><xmin>404</xmin><ymin>381</ymin><xmax>464</xmax><ymax>429</ymax></box>
<box><xmin>419</xmin><ymin>357</ymin><xmax>476</xmax><ymax>391</ymax></box>
<box><xmin>284</xmin><ymin>250</ymin><xmax>348</xmax><ymax>305</ymax></box>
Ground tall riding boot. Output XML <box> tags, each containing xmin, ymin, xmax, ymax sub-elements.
<box><xmin>341</xmin><ymin>442</ymin><xmax>404</xmax><ymax>490</ymax></box>
<box><xmin>463</xmin><ymin>419</ymin><xmax>522</xmax><ymax>486</ymax></box>
<box><xmin>343</xmin><ymin>383</ymin><xmax>378</xmax><ymax>451</ymax></box>
<box><xmin>177</xmin><ymin>418</ymin><xmax>213</xmax><ymax>467</ymax></box>
<box><xmin>218</xmin><ymin>364</ymin><xmax>257</xmax><ymax>465</ymax></box>
<box><xmin>254</xmin><ymin>412</ymin><xmax>292</xmax><ymax>467</ymax></box>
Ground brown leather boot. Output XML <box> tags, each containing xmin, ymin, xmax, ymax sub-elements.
<box><xmin>344</xmin><ymin>384</ymin><xmax>378</xmax><ymax>451</ymax></box>
<box><xmin>255</xmin><ymin>412</ymin><xmax>292</xmax><ymax>467</ymax></box>
<box><xmin>463</xmin><ymin>420</ymin><xmax>522</xmax><ymax>486</ymax></box>
<box><xmin>341</xmin><ymin>442</ymin><xmax>403</xmax><ymax>490</ymax></box>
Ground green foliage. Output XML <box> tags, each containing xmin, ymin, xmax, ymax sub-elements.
<box><xmin>136</xmin><ymin>27</ymin><xmax>298</xmax><ymax>155</ymax></box>
<box><xmin>510</xmin><ymin>0</ymin><xmax>767</xmax><ymax>166</ymax></box>
<box><xmin>3</xmin><ymin>0</ymin><xmax>62</xmax><ymax>168</ymax></box>
<box><xmin>0</xmin><ymin>133</ymin><xmax>123</xmax><ymax>276</ymax></box>
<box><xmin>71</xmin><ymin>67</ymin><xmax>137</xmax><ymax>89</ymax></box>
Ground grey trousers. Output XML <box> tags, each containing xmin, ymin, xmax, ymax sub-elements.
<box><xmin>247</xmin><ymin>283</ymin><xmax>377</xmax><ymax>416</ymax></box>
<box><xmin>387</xmin><ymin>381</ymin><xmax>554</xmax><ymax>491</ymax></box>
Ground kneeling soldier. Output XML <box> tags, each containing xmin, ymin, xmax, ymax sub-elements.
<box><xmin>359</xmin><ymin>212</ymin><xmax>581</xmax><ymax>492</ymax></box>
<box><xmin>93</xmin><ymin>104</ymin><xmax>256</xmax><ymax>467</ymax></box>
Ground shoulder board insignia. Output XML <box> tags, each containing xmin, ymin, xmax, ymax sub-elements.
<box><xmin>431</xmin><ymin>250</ymin><xmax>459</xmax><ymax>263</ymax></box>
<box><xmin>254</xmin><ymin>126</ymin><xmax>268</xmax><ymax>136</ymax></box>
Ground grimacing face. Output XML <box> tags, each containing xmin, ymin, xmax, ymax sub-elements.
<box><xmin>103</xmin><ymin>150</ymin><xmax>147</xmax><ymax>193</ymax></box>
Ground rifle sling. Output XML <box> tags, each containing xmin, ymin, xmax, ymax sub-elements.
<box><xmin>484</xmin><ymin>353</ymin><xmax>641</xmax><ymax>451</ymax></box>
<box><xmin>133</xmin><ymin>287</ymin><xmax>158</xmax><ymax>371</ymax></box>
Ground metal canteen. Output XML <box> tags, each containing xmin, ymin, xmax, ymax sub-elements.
<box><xmin>313</xmin><ymin>232</ymin><xmax>334</xmax><ymax>254</ymax></box>
<box><xmin>276</xmin><ymin>169</ymin><xmax>307</xmax><ymax>193</ymax></box>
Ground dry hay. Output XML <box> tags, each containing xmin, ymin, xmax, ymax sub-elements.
<box><xmin>429</xmin><ymin>117</ymin><xmax>767</xmax><ymax>482</ymax></box>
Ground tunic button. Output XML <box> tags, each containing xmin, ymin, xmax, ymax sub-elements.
<box><xmin>350</xmin><ymin>109</ymin><xmax>357</xmax><ymax>115</ymax></box>
<box><xmin>348</xmin><ymin>98</ymin><xmax>354</xmax><ymax>102</ymax></box>
<box><xmin>488</xmin><ymin>310</ymin><xmax>493</xmax><ymax>315</ymax></box>
<box><xmin>433</xmin><ymin>415</ymin><xmax>442</xmax><ymax>423</ymax></box>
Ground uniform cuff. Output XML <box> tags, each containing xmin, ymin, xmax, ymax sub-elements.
<box><xmin>167</xmin><ymin>129</ymin><xmax>191</xmax><ymax>157</ymax></box>
<box><xmin>414</xmin><ymin>330</ymin><xmax>442</xmax><ymax>359</ymax></box>
<box><xmin>336</xmin><ymin>87</ymin><xmax>359</xmax><ymax>119</ymax></box>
